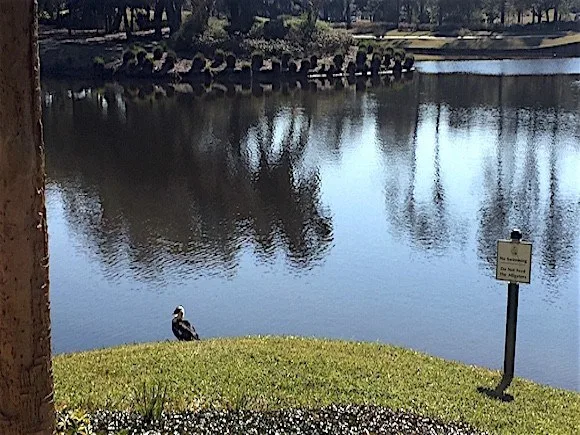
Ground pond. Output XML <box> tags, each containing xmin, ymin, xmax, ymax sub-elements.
<box><xmin>42</xmin><ymin>65</ymin><xmax>580</xmax><ymax>391</ymax></box>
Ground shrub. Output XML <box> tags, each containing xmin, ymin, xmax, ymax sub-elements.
<box><xmin>309</xmin><ymin>55</ymin><xmax>318</xmax><ymax>69</ymax></box>
<box><xmin>281</xmin><ymin>52</ymin><xmax>292</xmax><ymax>69</ymax></box>
<box><xmin>248</xmin><ymin>20</ymin><xmax>265</xmax><ymax>39</ymax></box>
<box><xmin>192</xmin><ymin>53</ymin><xmax>206</xmax><ymax>72</ymax></box>
<box><xmin>355</xmin><ymin>50</ymin><xmax>367</xmax><ymax>68</ymax></box>
<box><xmin>56</xmin><ymin>408</ymin><xmax>94</xmax><ymax>435</ymax></box>
<box><xmin>346</xmin><ymin>61</ymin><xmax>356</xmax><ymax>76</ymax></box>
<box><xmin>366</xmin><ymin>44</ymin><xmax>374</xmax><ymax>55</ymax></box>
<box><xmin>93</xmin><ymin>56</ymin><xmax>105</xmax><ymax>71</ymax></box>
<box><xmin>153</xmin><ymin>46</ymin><xmax>164</xmax><ymax>60</ymax></box>
<box><xmin>403</xmin><ymin>55</ymin><xmax>415</xmax><ymax>70</ymax></box>
<box><xmin>384</xmin><ymin>54</ymin><xmax>392</xmax><ymax>68</ymax></box>
<box><xmin>271</xmin><ymin>58</ymin><xmax>281</xmax><ymax>74</ymax></box>
<box><xmin>299</xmin><ymin>59</ymin><xmax>311</xmax><ymax>74</ymax></box>
<box><xmin>371</xmin><ymin>53</ymin><xmax>382</xmax><ymax>74</ymax></box>
<box><xmin>225</xmin><ymin>53</ymin><xmax>236</xmax><ymax>69</ymax></box>
<box><xmin>207</xmin><ymin>17</ymin><xmax>228</xmax><ymax>40</ymax></box>
<box><xmin>251</xmin><ymin>52</ymin><xmax>264</xmax><ymax>72</ymax></box>
<box><xmin>127</xmin><ymin>59</ymin><xmax>138</xmax><ymax>71</ymax></box>
<box><xmin>136</xmin><ymin>49</ymin><xmax>147</xmax><ymax>64</ymax></box>
<box><xmin>333</xmin><ymin>53</ymin><xmax>344</xmax><ymax>70</ymax></box>
<box><xmin>288</xmin><ymin>60</ymin><xmax>298</xmax><ymax>74</ymax></box>
<box><xmin>212</xmin><ymin>49</ymin><xmax>225</xmax><ymax>67</ymax></box>
<box><xmin>240</xmin><ymin>63</ymin><xmax>252</xmax><ymax>77</ymax></box>
<box><xmin>142</xmin><ymin>57</ymin><xmax>154</xmax><ymax>71</ymax></box>
<box><xmin>393</xmin><ymin>58</ymin><xmax>403</xmax><ymax>73</ymax></box>
<box><xmin>164</xmin><ymin>50</ymin><xmax>177</xmax><ymax>68</ymax></box>
<box><xmin>263</xmin><ymin>18</ymin><xmax>288</xmax><ymax>40</ymax></box>
<box><xmin>122</xmin><ymin>50</ymin><xmax>136</xmax><ymax>64</ymax></box>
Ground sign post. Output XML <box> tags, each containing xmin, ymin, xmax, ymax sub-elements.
<box><xmin>489</xmin><ymin>228</ymin><xmax>532</xmax><ymax>399</ymax></box>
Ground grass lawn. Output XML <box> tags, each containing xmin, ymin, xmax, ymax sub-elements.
<box><xmin>53</xmin><ymin>337</ymin><xmax>580</xmax><ymax>435</ymax></box>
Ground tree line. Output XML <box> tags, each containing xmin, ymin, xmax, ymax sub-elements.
<box><xmin>39</xmin><ymin>0</ymin><xmax>580</xmax><ymax>38</ymax></box>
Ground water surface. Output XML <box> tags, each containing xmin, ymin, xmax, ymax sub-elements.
<box><xmin>43</xmin><ymin>72</ymin><xmax>580</xmax><ymax>391</ymax></box>
<box><xmin>417</xmin><ymin>57</ymin><xmax>580</xmax><ymax>75</ymax></box>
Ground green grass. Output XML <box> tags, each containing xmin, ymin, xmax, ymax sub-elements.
<box><xmin>53</xmin><ymin>337</ymin><xmax>580</xmax><ymax>435</ymax></box>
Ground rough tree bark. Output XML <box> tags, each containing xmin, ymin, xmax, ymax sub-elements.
<box><xmin>0</xmin><ymin>1</ymin><xmax>55</xmax><ymax>434</ymax></box>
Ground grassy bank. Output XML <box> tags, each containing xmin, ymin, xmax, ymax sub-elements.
<box><xmin>356</xmin><ymin>31</ymin><xmax>580</xmax><ymax>60</ymax></box>
<box><xmin>53</xmin><ymin>337</ymin><xmax>579</xmax><ymax>434</ymax></box>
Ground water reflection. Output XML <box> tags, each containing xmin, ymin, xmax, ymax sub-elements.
<box><xmin>43</xmin><ymin>74</ymin><xmax>579</xmax><ymax>389</ymax></box>
<box><xmin>44</xmin><ymin>74</ymin><xmax>580</xmax><ymax>289</ymax></box>
<box><xmin>44</xmin><ymin>83</ymin><xmax>346</xmax><ymax>280</ymax></box>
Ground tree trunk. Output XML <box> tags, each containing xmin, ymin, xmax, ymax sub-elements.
<box><xmin>154</xmin><ymin>0</ymin><xmax>165</xmax><ymax>39</ymax></box>
<box><xmin>123</xmin><ymin>7</ymin><xmax>132</xmax><ymax>39</ymax></box>
<box><xmin>517</xmin><ymin>10</ymin><xmax>521</xmax><ymax>24</ymax></box>
<box><xmin>0</xmin><ymin>1</ymin><xmax>55</xmax><ymax>434</ymax></box>
<box><xmin>545</xmin><ymin>9</ymin><xmax>550</xmax><ymax>23</ymax></box>
<box><xmin>500</xmin><ymin>1</ymin><xmax>505</xmax><ymax>24</ymax></box>
<box><xmin>346</xmin><ymin>0</ymin><xmax>352</xmax><ymax>29</ymax></box>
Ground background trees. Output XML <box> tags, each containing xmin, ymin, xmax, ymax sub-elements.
<box><xmin>37</xmin><ymin>0</ymin><xmax>580</xmax><ymax>39</ymax></box>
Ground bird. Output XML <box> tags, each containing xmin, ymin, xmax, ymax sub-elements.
<box><xmin>172</xmin><ymin>305</ymin><xmax>200</xmax><ymax>341</ymax></box>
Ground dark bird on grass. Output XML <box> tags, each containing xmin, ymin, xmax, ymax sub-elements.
<box><xmin>172</xmin><ymin>305</ymin><xmax>200</xmax><ymax>341</ymax></box>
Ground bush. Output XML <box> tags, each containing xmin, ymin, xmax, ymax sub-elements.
<box><xmin>122</xmin><ymin>50</ymin><xmax>136</xmax><ymax>64</ymax></box>
<box><xmin>93</xmin><ymin>56</ymin><xmax>105</xmax><ymax>69</ymax></box>
<box><xmin>393</xmin><ymin>58</ymin><xmax>403</xmax><ymax>73</ymax></box>
<box><xmin>263</xmin><ymin>18</ymin><xmax>289</xmax><ymax>39</ymax></box>
<box><xmin>309</xmin><ymin>55</ymin><xmax>318</xmax><ymax>69</ymax></box>
<box><xmin>207</xmin><ymin>17</ymin><xmax>229</xmax><ymax>40</ymax></box>
<box><xmin>251</xmin><ymin>52</ymin><xmax>264</xmax><ymax>72</ymax></box>
<box><xmin>136</xmin><ymin>49</ymin><xmax>147</xmax><ymax>64</ymax></box>
<box><xmin>153</xmin><ymin>46</ymin><xmax>164</xmax><ymax>60</ymax></box>
<box><xmin>384</xmin><ymin>54</ymin><xmax>392</xmax><ymax>68</ymax></box>
<box><xmin>299</xmin><ymin>59</ymin><xmax>311</xmax><ymax>74</ymax></box>
<box><xmin>225</xmin><ymin>53</ymin><xmax>236</xmax><ymax>69</ymax></box>
<box><xmin>56</xmin><ymin>409</ymin><xmax>94</xmax><ymax>435</ymax></box>
<box><xmin>288</xmin><ymin>60</ymin><xmax>298</xmax><ymax>74</ymax></box>
<box><xmin>371</xmin><ymin>53</ymin><xmax>382</xmax><ymax>74</ymax></box>
<box><xmin>346</xmin><ymin>61</ymin><xmax>356</xmax><ymax>76</ymax></box>
<box><xmin>355</xmin><ymin>50</ymin><xmax>367</xmax><ymax>68</ymax></box>
<box><xmin>141</xmin><ymin>57</ymin><xmax>154</xmax><ymax>74</ymax></box>
<box><xmin>212</xmin><ymin>49</ymin><xmax>225</xmax><ymax>67</ymax></box>
<box><xmin>127</xmin><ymin>59</ymin><xmax>138</xmax><ymax>71</ymax></box>
<box><xmin>271</xmin><ymin>58</ymin><xmax>281</xmax><ymax>74</ymax></box>
<box><xmin>164</xmin><ymin>50</ymin><xmax>177</xmax><ymax>68</ymax></box>
<box><xmin>333</xmin><ymin>53</ymin><xmax>344</xmax><ymax>70</ymax></box>
<box><xmin>403</xmin><ymin>55</ymin><xmax>415</xmax><ymax>70</ymax></box>
<box><xmin>394</xmin><ymin>49</ymin><xmax>405</xmax><ymax>60</ymax></box>
<box><xmin>281</xmin><ymin>52</ymin><xmax>292</xmax><ymax>69</ymax></box>
<box><xmin>248</xmin><ymin>20</ymin><xmax>265</xmax><ymax>39</ymax></box>
<box><xmin>240</xmin><ymin>63</ymin><xmax>252</xmax><ymax>77</ymax></box>
<box><xmin>192</xmin><ymin>53</ymin><xmax>206</xmax><ymax>72</ymax></box>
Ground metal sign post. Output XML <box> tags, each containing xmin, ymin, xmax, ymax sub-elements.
<box><xmin>480</xmin><ymin>228</ymin><xmax>533</xmax><ymax>400</ymax></box>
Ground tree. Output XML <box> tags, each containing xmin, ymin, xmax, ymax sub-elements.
<box><xmin>154</xmin><ymin>0</ymin><xmax>184</xmax><ymax>37</ymax></box>
<box><xmin>0</xmin><ymin>1</ymin><xmax>55</xmax><ymax>434</ymax></box>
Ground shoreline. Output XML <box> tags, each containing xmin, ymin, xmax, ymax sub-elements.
<box><xmin>39</xmin><ymin>26</ymin><xmax>579</xmax><ymax>81</ymax></box>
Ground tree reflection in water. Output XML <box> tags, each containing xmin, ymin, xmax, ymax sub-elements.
<box><xmin>374</xmin><ymin>74</ymin><xmax>579</xmax><ymax>298</ymax></box>
<box><xmin>43</xmin><ymin>74</ymin><xmax>579</xmax><ymax>295</ymax></box>
<box><xmin>43</xmin><ymin>82</ymin><xmax>342</xmax><ymax>281</ymax></box>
